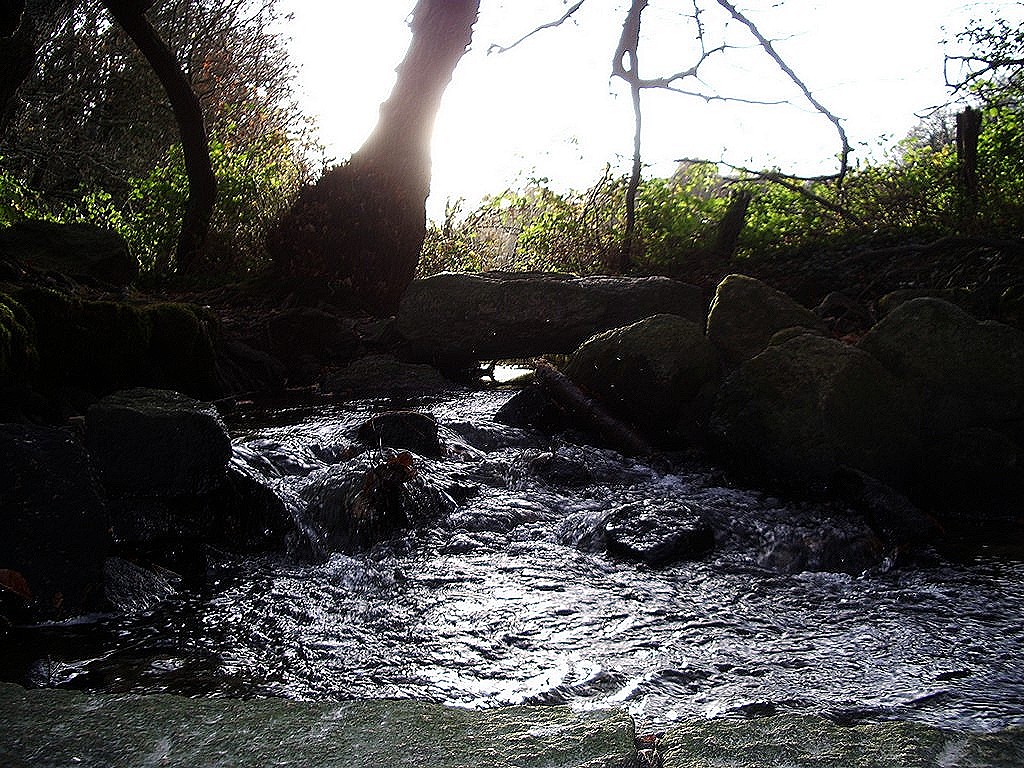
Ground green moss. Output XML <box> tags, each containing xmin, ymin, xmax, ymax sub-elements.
<box><xmin>143</xmin><ymin>302</ymin><xmax>220</xmax><ymax>398</ymax></box>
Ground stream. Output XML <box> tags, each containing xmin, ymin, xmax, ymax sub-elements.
<box><xmin>5</xmin><ymin>385</ymin><xmax>1024</xmax><ymax>736</ymax></box>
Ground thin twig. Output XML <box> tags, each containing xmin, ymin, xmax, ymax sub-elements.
<box><xmin>488</xmin><ymin>0</ymin><xmax>587</xmax><ymax>55</ymax></box>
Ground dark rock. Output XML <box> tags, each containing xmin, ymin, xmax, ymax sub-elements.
<box><xmin>876</xmin><ymin>288</ymin><xmax>998</xmax><ymax>322</ymax></box>
<box><xmin>709</xmin><ymin>333</ymin><xmax>914</xmax><ymax>488</ymax></box>
<box><xmin>0</xmin><ymin>424</ymin><xmax>110</xmax><ymax>618</ymax></box>
<box><xmin>706</xmin><ymin>274</ymin><xmax>824</xmax><ymax>367</ymax></box>
<box><xmin>603</xmin><ymin>500</ymin><xmax>714</xmax><ymax>567</ymax></box>
<box><xmin>0</xmin><ymin>220</ymin><xmax>138</xmax><ymax>286</ymax></box>
<box><xmin>358</xmin><ymin>411</ymin><xmax>442</xmax><ymax>457</ymax></box>
<box><xmin>299</xmin><ymin>452</ymin><xmax>455</xmax><ymax>552</ymax></box>
<box><xmin>396</xmin><ymin>272</ymin><xmax>704</xmax><ymax>365</ymax></box>
<box><xmin>758</xmin><ymin>527</ymin><xmax>885</xmax><ymax>576</ymax></box>
<box><xmin>216</xmin><ymin>337</ymin><xmax>287</xmax><ymax>395</ymax></box>
<box><xmin>320</xmin><ymin>354</ymin><xmax>452</xmax><ymax>396</ymax></box>
<box><xmin>829</xmin><ymin>468</ymin><xmax>944</xmax><ymax>552</ymax></box>
<box><xmin>493</xmin><ymin>383</ymin><xmax>574</xmax><ymax>434</ymax></box>
<box><xmin>266</xmin><ymin>307</ymin><xmax>359</xmax><ymax>384</ymax></box>
<box><xmin>565</xmin><ymin>314</ymin><xmax>719</xmax><ymax>445</ymax></box>
<box><xmin>85</xmin><ymin>388</ymin><xmax>232</xmax><ymax>498</ymax></box>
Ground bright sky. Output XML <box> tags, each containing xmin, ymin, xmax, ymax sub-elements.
<box><xmin>281</xmin><ymin>0</ymin><xmax>1016</xmax><ymax>220</ymax></box>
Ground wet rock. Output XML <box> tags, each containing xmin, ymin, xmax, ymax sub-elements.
<box><xmin>565</xmin><ymin>314</ymin><xmax>719</xmax><ymax>446</ymax></box>
<box><xmin>103</xmin><ymin>557</ymin><xmax>178</xmax><ymax>615</ymax></box>
<box><xmin>709</xmin><ymin>333</ymin><xmax>914</xmax><ymax>488</ymax></box>
<box><xmin>299</xmin><ymin>452</ymin><xmax>456</xmax><ymax>552</ymax></box>
<box><xmin>758</xmin><ymin>527</ymin><xmax>885</xmax><ymax>575</ymax></box>
<box><xmin>706</xmin><ymin>274</ymin><xmax>824</xmax><ymax>367</ymax></box>
<box><xmin>0</xmin><ymin>220</ymin><xmax>138</xmax><ymax>286</ymax></box>
<box><xmin>320</xmin><ymin>354</ymin><xmax>452</xmax><ymax>396</ymax></box>
<box><xmin>86</xmin><ymin>388</ymin><xmax>232</xmax><ymax>498</ymax></box>
<box><xmin>396</xmin><ymin>271</ymin><xmax>704</xmax><ymax>366</ymax></box>
<box><xmin>603</xmin><ymin>500</ymin><xmax>714</xmax><ymax>567</ymax></box>
<box><xmin>357</xmin><ymin>410</ymin><xmax>442</xmax><ymax>457</ymax></box>
<box><xmin>0</xmin><ymin>424</ymin><xmax>110</xmax><ymax>619</ymax></box>
<box><xmin>508</xmin><ymin>448</ymin><xmax>594</xmax><ymax>487</ymax></box>
<box><xmin>829</xmin><ymin>468</ymin><xmax>945</xmax><ymax>553</ymax></box>
<box><xmin>493</xmin><ymin>383</ymin><xmax>574</xmax><ymax>435</ymax></box>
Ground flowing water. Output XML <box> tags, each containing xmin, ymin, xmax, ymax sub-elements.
<box><xmin>6</xmin><ymin>387</ymin><xmax>1024</xmax><ymax>735</ymax></box>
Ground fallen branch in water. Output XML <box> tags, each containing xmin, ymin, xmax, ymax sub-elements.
<box><xmin>533</xmin><ymin>360</ymin><xmax>652</xmax><ymax>457</ymax></box>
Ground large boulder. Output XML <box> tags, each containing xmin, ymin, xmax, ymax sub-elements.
<box><xmin>396</xmin><ymin>271</ymin><xmax>704</xmax><ymax>365</ymax></box>
<box><xmin>0</xmin><ymin>424</ymin><xmax>110</xmax><ymax>619</ymax></box>
<box><xmin>85</xmin><ymin>388</ymin><xmax>232</xmax><ymax>498</ymax></box>
<box><xmin>706</xmin><ymin>274</ymin><xmax>824</xmax><ymax>367</ymax></box>
<box><xmin>859</xmin><ymin>297</ymin><xmax>1024</xmax><ymax>443</ymax></box>
<box><xmin>265</xmin><ymin>307</ymin><xmax>360</xmax><ymax>385</ymax></box>
<box><xmin>709</xmin><ymin>333</ymin><xmax>914</xmax><ymax>488</ymax></box>
<box><xmin>565</xmin><ymin>314</ymin><xmax>719</xmax><ymax>445</ymax></box>
<box><xmin>0</xmin><ymin>220</ymin><xmax>138</xmax><ymax>286</ymax></box>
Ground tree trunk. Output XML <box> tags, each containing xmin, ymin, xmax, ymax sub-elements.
<box><xmin>269</xmin><ymin>0</ymin><xmax>479</xmax><ymax>315</ymax></box>
<box><xmin>102</xmin><ymin>0</ymin><xmax>216</xmax><ymax>275</ymax></box>
<box><xmin>956</xmin><ymin>106</ymin><xmax>982</xmax><ymax>224</ymax></box>
<box><xmin>713</xmin><ymin>188</ymin><xmax>751</xmax><ymax>259</ymax></box>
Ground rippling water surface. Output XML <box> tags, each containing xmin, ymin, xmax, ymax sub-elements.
<box><xmin>17</xmin><ymin>389</ymin><xmax>1024</xmax><ymax>732</ymax></box>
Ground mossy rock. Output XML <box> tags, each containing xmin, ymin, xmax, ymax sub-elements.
<box><xmin>0</xmin><ymin>220</ymin><xmax>138</xmax><ymax>286</ymax></box>
<box><xmin>12</xmin><ymin>288</ymin><xmax>220</xmax><ymax>399</ymax></box>
<box><xmin>0</xmin><ymin>291</ymin><xmax>38</xmax><ymax>387</ymax></box>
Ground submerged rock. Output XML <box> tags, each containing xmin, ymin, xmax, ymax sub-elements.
<box><xmin>706</xmin><ymin>274</ymin><xmax>824</xmax><ymax>368</ymax></box>
<box><xmin>358</xmin><ymin>410</ymin><xmax>443</xmax><ymax>457</ymax></box>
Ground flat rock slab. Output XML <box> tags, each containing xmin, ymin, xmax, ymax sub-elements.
<box><xmin>396</xmin><ymin>272</ymin><xmax>705</xmax><ymax>363</ymax></box>
<box><xmin>661</xmin><ymin>714</ymin><xmax>1024</xmax><ymax>767</ymax></box>
<box><xmin>0</xmin><ymin>684</ymin><xmax>636</xmax><ymax>768</ymax></box>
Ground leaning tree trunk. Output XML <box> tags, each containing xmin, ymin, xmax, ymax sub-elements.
<box><xmin>102</xmin><ymin>0</ymin><xmax>216</xmax><ymax>275</ymax></box>
<box><xmin>270</xmin><ymin>0</ymin><xmax>479</xmax><ymax>315</ymax></box>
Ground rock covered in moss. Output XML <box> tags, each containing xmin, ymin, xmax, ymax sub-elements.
<box><xmin>565</xmin><ymin>314</ymin><xmax>719</xmax><ymax>446</ymax></box>
<box><xmin>860</xmin><ymin>297</ymin><xmax>1024</xmax><ymax>442</ymax></box>
<box><xmin>706</xmin><ymin>274</ymin><xmax>824</xmax><ymax>367</ymax></box>
<box><xmin>709</xmin><ymin>333</ymin><xmax>914</xmax><ymax>488</ymax></box>
<box><xmin>396</xmin><ymin>271</ymin><xmax>704</xmax><ymax>365</ymax></box>
<box><xmin>12</xmin><ymin>287</ymin><xmax>220</xmax><ymax>398</ymax></box>
<box><xmin>0</xmin><ymin>220</ymin><xmax>138</xmax><ymax>286</ymax></box>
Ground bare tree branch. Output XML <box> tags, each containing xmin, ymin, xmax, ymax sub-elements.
<box><xmin>714</xmin><ymin>0</ymin><xmax>851</xmax><ymax>188</ymax></box>
<box><xmin>488</xmin><ymin>0</ymin><xmax>586</xmax><ymax>55</ymax></box>
<box><xmin>711</xmin><ymin>158</ymin><xmax>863</xmax><ymax>226</ymax></box>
